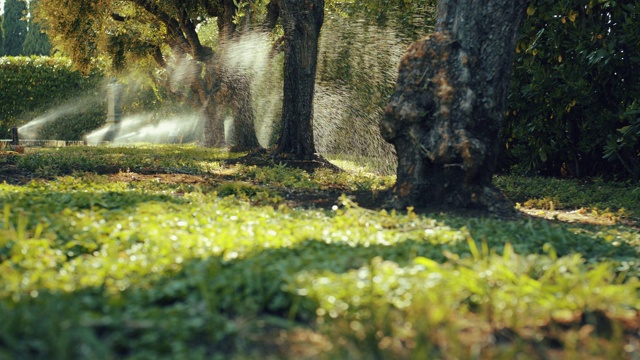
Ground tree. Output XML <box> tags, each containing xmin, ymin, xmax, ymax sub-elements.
<box><xmin>0</xmin><ymin>15</ymin><xmax>5</xmax><ymax>55</ymax></box>
<box><xmin>267</xmin><ymin>0</ymin><xmax>431</xmax><ymax>162</ymax></box>
<box><xmin>22</xmin><ymin>1</ymin><xmax>51</xmax><ymax>56</ymax></box>
<box><xmin>272</xmin><ymin>0</ymin><xmax>324</xmax><ymax>160</ymax></box>
<box><xmin>4</xmin><ymin>0</ymin><xmax>27</xmax><ymax>56</ymax></box>
<box><xmin>380</xmin><ymin>0</ymin><xmax>530</xmax><ymax>211</ymax></box>
<box><xmin>33</xmin><ymin>0</ymin><xmax>261</xmax><ymax>150</ymax></box>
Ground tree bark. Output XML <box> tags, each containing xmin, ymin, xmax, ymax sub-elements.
<box><xmin>380</xmin><ymin>0</ymin><xmax>529</xmax><ymax>212</ymax></box>
<box><xmin>201</xmin><ymin>68</ymin><xmax>260</xmax><ymax>150</ymax></box>
<box><xmin>227</xmin><ymin>74</ymin><xmax>261</xmax><ymax>150</ymax></box>
<box><xmin>275</xmin><ymin>0</ymin><xmax>324</xmax><ymax>160</ymax></box>
<box><xmin>203</xmin><ymin>92</ymin><xmax>226</xmax><ymax>148</ymax></box>
<box><xmin>200</xmin><ymin>1</ymin><xmax>261</xmax><ymax>151</ymax></box>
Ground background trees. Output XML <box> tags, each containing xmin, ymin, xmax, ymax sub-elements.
<box><xmin>21</xmin><ymin>0</ymin><xmax>50</xmax><ymax>56</ymax></box>
<box><xmin>0</xmin><ymin>14</ymin><xmax>5</xmax><ymax>55</ymax></box>
<box><xmin>2</xmin><ymin>0</ymin><xmax>638</xmax><ymax>182</ymax></box>
<box><xmin>3</xmin><ymin>0</ymin><xmax>27</xmax><ymax>56</ymax></box>
<box><xmin>0</xmin><ymin>0</ymin><xmax>51</xmax><ymax>56</ymax></box>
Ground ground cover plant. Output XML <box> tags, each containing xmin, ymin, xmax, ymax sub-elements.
<box><xmin>0</xmin><ymin>145</ymin><xmax>639</xmax><ymax>359</ymax></box>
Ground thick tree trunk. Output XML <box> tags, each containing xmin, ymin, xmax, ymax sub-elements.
<box><xmin>380</xmin><ymin>0</ymin><xmax>529</xmax><ymax>212</ymax></box>
<box><xmin>275</xmin><ymin>0</ymin><xmax>324</xmax><ymax>160</ymax></box>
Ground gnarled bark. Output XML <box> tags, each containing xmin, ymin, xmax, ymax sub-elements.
<box><xmin>381</xmin><ymin>0</ymin><xmax>529</xmax><ymax>212</ymax></box>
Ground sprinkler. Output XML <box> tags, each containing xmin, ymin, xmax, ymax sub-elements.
<box><xmin>9</xmin><ymin>127</ymin><xmax>25</xmax><ymax>153</ymax></box>
<box><xmin>11</xmin><ymin>127</ymin><xmax>19</xmax><ymax>145</ymax></box>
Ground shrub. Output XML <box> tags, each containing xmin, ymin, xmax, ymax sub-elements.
<box><xmin>0</xmin><ymin>56</ymin><xmax>105</xmax><ymax>140</ymax></box>
<box><xmin>503</xmin><ymin>0</ymin><xmax>640</xmax><ymax>179</ymax></box>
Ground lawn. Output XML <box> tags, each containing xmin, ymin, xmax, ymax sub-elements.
<box><xmin>0</xmin><ymin>145</ymin><xmax>639</xmax><ymax>359</ymax></box>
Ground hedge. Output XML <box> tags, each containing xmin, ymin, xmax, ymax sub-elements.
<box><xmin>0</xmin><ymin>56</ymin><xmax>105</xmax><ymax>141</ymax></box>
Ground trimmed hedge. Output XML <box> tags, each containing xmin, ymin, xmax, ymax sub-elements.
<box><xmin>0</xmin><ymin>56</ymin><xmax>105</xmax><ymax>140</ymax></box>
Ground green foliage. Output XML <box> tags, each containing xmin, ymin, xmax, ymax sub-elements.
<box><xmin>3</xmin><ymin>0</ymin><xmax>27</xmax><ymax>56</ymax></box>
<box><xmin>504</xmin><ymin>0</ymin><xmax>640</xmax><ymax>179</ymax></box>
<box><xmin>603</xmin><ymin>103</ymin><xmax>640</xmax><ymax>180</ymax></box>
<box><xmin>301</xmin><ymin>251</ymin><xmax>637</xmax><ymax>358</ymax></box>
<box><xmin>0</xmin><ymin>56</ymin><xmax>104</xmax><ymax>140</ymax></box>
<box><xmin>0</xmin><ymin>145</ymin><xmax>638</xmax><ymax>358</ymax></box>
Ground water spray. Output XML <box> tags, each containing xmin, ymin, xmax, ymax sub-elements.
<box><xmin>103</xmin><ymin>78</ymin><xmax>124</xmax><ymax>142</ymax></box>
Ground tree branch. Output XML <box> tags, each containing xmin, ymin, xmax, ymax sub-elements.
<box><xmin>151</xmin><ymin>46</ymin><xmax>167</xmax><ymax>68</ymax></box>
<box><xmin>263</xmin><ymin>0</ymin><xmax>281</xmax><ymax>30</ymax></box>
<box><xmin>178</xmin><ymin>7</ymin><xmax>213</xmax><ymax>61</ymax></box>
<box><xmin>132</xmin><ymin>0</ymin><xmax>191</xmax><ymax>55</ymax></box>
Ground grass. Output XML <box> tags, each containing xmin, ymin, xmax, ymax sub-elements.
<box><xmin>0</xmin><ymin>144</ymin><xmax>639</xmax><ymax>359</ymax></box>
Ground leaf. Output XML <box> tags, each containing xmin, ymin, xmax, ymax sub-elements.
<box><xmin>526</xmin><ymin>5</ymin><xmax>536</xmax><ymax>16</ymax></box>
<box><xmin>568</xmin><ymin>10</ymin><xmax>578</xmax><ymax>22</ymax></box>
<box><xmin>414</xmin><ymin>257</ymin><xmax>440</xmax><ymax>269</ymax></box>
<box><xmin>539</xmin><ymin>149</ymin><xmax>548</xmax><ymax>162</ymax></box>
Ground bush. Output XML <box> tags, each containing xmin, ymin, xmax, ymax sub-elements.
<box><xmin>503</xmin><ymin>1</ymin><xmax>640</xmax><ymax>180</ymax></box>
<box><xmin>0</xmin><ymin>56</ymin><xmax>105</xmax><ymax>140</ymax></box>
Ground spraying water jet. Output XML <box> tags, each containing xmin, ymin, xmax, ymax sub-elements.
<box><xmin>102</xmin><ymin>78</ymin><xmax>124</xmax><ymax>142</ymax></box>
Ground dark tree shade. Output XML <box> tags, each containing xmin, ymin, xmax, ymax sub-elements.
<box><xmin>3</xmin><ymin>0</ymin><xmax>27</xmax><ymax>56</ymax></box>
<box><xmin>380</xmin><ymin>0</ymin><xmax>529</xmax><ymax>212</ymax></box>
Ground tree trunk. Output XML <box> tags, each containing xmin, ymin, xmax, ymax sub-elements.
<box><xmin>201</xmin><ymin>74</ymin><xmax>260</xmax><ymax>151</ymax></box>
<box><xmin>275</xmin><ymin>0</ymin><xmax>324</xmax><ymax>160</ymax></box>
<box><xmin>380</xmin><ymin>0</ymin><xmax>529</xmax><ymax>212</ymax></box>
<box><xmin>203</xmin><ymin>95</ymin><xmax>226</xmax><ymax>148</ymax></box>
<box><xmin>200</xmin><ymin>1</ymin><xmax>261</xmax><ymax>151</ymax></box>
<box><xmin>228</xmin><ymin>75</ymin><xmax>261</xmax><ymax>151</ymax></box>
